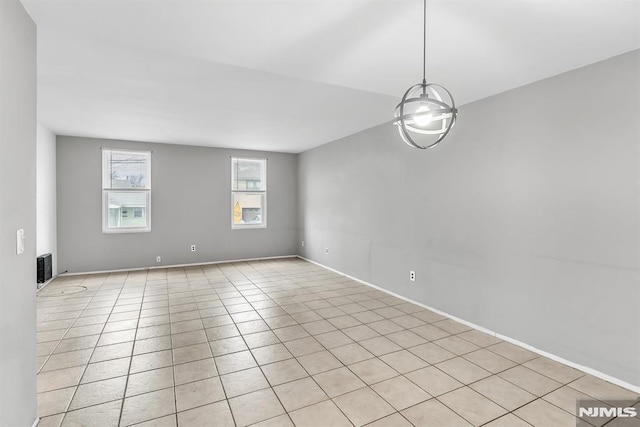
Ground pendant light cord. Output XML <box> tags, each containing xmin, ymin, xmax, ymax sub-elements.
<box><xmin>422</xmin><ymin>0</ymin><xmax>426</xmax><ymax>84</ymax></box>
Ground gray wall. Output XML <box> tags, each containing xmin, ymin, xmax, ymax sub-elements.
<box><xmin>57</xmin><ymin>136</ymin><xmax>298</xmax><ymax>273</ymax></box>
<box><xmin>298</xmin><ymin>51</ymin><xmax>640</xmax><ymax>387</ymax></box>
<box><xmin>37</xmin><ymin>123</ymin><xmax>58</xmax><ymax>276</ymax></box>
<box><xmin>0</xmin><ymin>0</ymin><xmax>38</xmax><ymax>425</ymax></box>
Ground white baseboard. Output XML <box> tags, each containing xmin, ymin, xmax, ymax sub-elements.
<box><xmin>31</xmin><ymin>417</ymin><xmax>39</xmax><ymax>427</ymax></box>
<box><xmin>58</xmin><ymin>255</ymin><xmax>298</xmax><ymax>277</ymax></box>
<box><xmin>298</xmin><ymin>256</ymin><xmax>640</xmax><ymax>394</ymax></box>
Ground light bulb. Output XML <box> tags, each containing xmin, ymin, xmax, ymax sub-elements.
<box><xmin>413</xmin><ymin>105</ymin><xmax>432</xmax><ymax>127</ymax></box>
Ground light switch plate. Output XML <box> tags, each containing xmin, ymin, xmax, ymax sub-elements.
<box><xmin>16</xmin><ymin>229</ymin><xmax>25</xmax><ymax>255</ymax></box>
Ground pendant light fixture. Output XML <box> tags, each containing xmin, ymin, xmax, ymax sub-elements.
<box><xmin>393</xmin><ymin>0</ymin><xmax>457</xmax><ymax>149</ymax></box>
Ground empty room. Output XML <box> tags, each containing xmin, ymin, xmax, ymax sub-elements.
<box><xmin>1</xmin><ymin>0</ymin><xmax>639</xmax><ymax>426</ymax></box>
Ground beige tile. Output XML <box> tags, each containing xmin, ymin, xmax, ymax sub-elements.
<box><xmin>568</xmin><ymin>375</ymin><xmax>640</xmax><ymax>405</ymax></box>
<box><xmin>432</xmin><ymin>319</ymin><xmax>471</xmax><ymax>334</ymax></box>
<box><xmin>215</xmin><ymin>350</ymin><xmax>257</xmax><ymax>375</ymax></box>
<box><xmin>401</xmin><ymin>399</ymin><xmax>472</xmax><ymax>427</ymax></box>
<box><xmin>97</xmin><ymin>329</ymin><xmax>136</xmax><ymax>346</ymax></box>
<box><xmin>251</xmin><ymin>414</ymin><xmax>294</xmax><ymax>427</ymax></box>
<box><xmin>380</xmin><ymin>350</ymin><xmax>429</xmax><ymax>374</ymax></box>
<box><xmin>273</xmin><ymin>377</ymin><xmax>329</xmax><ymax>411</ymax></box>
<box><xmin>136</xmin><ymin>324</ymin><xmax>171</xmax><ymax>340</ymax></box>
<box><xmin>359</xmin><ymin>336</ymin><xmax>402</xmax><ymax>356</ymax></box>
<box><xmin>498</xmin><ymin>365</ymin><xmax>562</xmax><ymax>396</ymax></box>
<box><xmin>37</xmin><ymin>414</ymin><xmax>64</xmax><ymax>427</ymax></box>
<box><xmin>54</xmin><ymin>335</ymin><xmax>100</xmax><ymax>353</ymax></box>
<box><xmin>457</xmin><ymin>330</ymin><xmax>502</xmax><ymax>348</ymax></box>
<box><xmin>175</xmin><ymin>376</ymin><xmax>225</xmax><ymax>412</ymax></box>
<box><xmin>410</xmin><ymin>324</ymin><xmax>451</xmax><ymax>341</ymax></box>
<box><xmin>41</xmin><ymin>349</ymin><xmax>92</xmax><ymax>372</ymax></box>
<box><xmin>523</xmin><ymin>357</ymin><xmax>585</xmax><ymax>384</ymax></box>
<box><xmin>330</xmin><ymin>343</ymin><xmax>374</xmax><ymax>365</ymax></box>
<box><xmin>170</xmin><ymin>319</ymin><xmax>203</xmax><ymax>335</ymax></box>
<box><xmin>174</xmin><ymin>358</ymin><xmax>217</xmax><ymax>386</ymax></box>
<box><xmin>371</xmin><ymin>376</ymin><xmax>431</xmax><ymax>410</ymax></box>
<box><xmin>434</xmin><ymin>335</ymin><xmax>480</xmax><ymax>355</ymax></box>
<box><xmin>133</xmin><ymin>335</ymin><xmax>172</xmax><ymax>355</ymax></box>
<box><xmin>351</xmin><ymin>310</ymin><xmax>385</xmax><ymax>324</ymax></box>
<box><xmin>37</xmin><ymin>329</ymin><xmax>68</xmax><ymax>344</ymax></box>
<box><xmin>328</xmin><ymin>315</ymin><xmax>362</xmax><ymax>329</ymax></box>
<box><xmin>274</xmin><ymin>325</ymin><xmax>310</xmax><ymax>342</ymax></box>
<box><xmin>69</xmin><ymin>376</ymin><xmax>127</xmax><ymax>410</ymax></box>
<box><xmin>289</xmin><ymin>400</ymin><xmax>352</xmax><ymax>427</ymax></box>
<box><xmin>301</xmin><ymin>319</ymin><xmax>337</xmax><ymax>335</ymax></box>
<box><xmin>251</xmin><ymin>343</ymin><xmax>293</xmax><ymax>365</ymax></box>
<box><xmin>171</xmin><ymin>329</ymin><xmax>207</xmax><ymax>348</ymax></box>
<box><xmin>129</xmin><ymin>349</ymin><xmax>172</xmax><ymax>374</ymax></box>
<box><xmin>366</xmin><ymin>413</ymin><xmax>413</xmax><ymax>427</ymax></box>
<box><xmin>284</xmin><ymin>337</ymin><xmax>325</xmax><ymax>357</ymax></box>
<box><xmin>463</xmin><ymin>349</ymin><xmax>516</xmax><ymax>374</ymax></box>
<box><xmin>204</xmin><ymin>324</ymin><xmax>239</xmax><ymax>341</ymax></box>
<box><xmin>386</xmin><ymin>330</ymin><xmax>427</xmax><ymax>348</ymax></box>
<box><xmin>407</xmin><ymin>342</ymin><xmax>455</xmax><ymax>365</ymax></box>
<box><xmin>483</xmin><ymin>413</ymin><xmax>531</xmax><ymax>427</ymax></box>
<box><xmin>261</xmin><ymin>358</ymin><xmax>308</xmax><ymax>386</ymax></box>
<box><xmin>236</xmin><ymin>319</ymin><xmax>270</xmax><ymax>335</ymax></box>
<box><xmin>38</xmin><ymin>386</ymin><xmax>76</xmax><ymax>417</ymax></box>
<box><xmin>63</xmin><ymin>324</ymin><xmax>104</xmax><ymax>339</ymax></box>
<box><xmin>487</xmin><ymin>342</ymin><xmax>538</xmax><ymax>363</ymax></box>
<box><xmin>348</xmin><ymin>358</ymin><xmax>399</xmax><ymax>385</ymax></box>
<box><xmin>133</xmin><ymin>414</ymin><xmax>177</xmax><ymax>427</ymax></box>
<box><xmin>405</xmin><ymin>366</ymin><xmax>463</xmax><ymax>397</ymax></box>
<box><xmin>228</xmin><ymin>388</ymin><xmax>285</xmax><ymax>427</ymax></box>
<box><xmin>439</xmin><ymin>386</ymin><xmax>508</xmax><ymax>426</ymax></box>
<box><xmin>209</xmin><ymin>336</ymin><xmax>248</xmax><ymax>356</ymax></box>
<box><xmin>436</xmin><ymin>357</ymin><xmax>492</xmax><ymax>384</ymax></box>
<box><xmin>61</xmin><ymin>400</ymin><xmax>122</xmax><ymax>427</ymax></box>
<box><xmin>221</xmin><ymin>366</ymin><xmax>269</xmax><ymax>397</ymax></box>
<box><xmin>543</xmin><ymin>385</ymin><xmax>607</xmax><ymax>417</ymax></box>
<box><xmin>298</xmin><ymin>350</ymin><xmax>343</xmax><ymax>375</ymax></box>
<box><xmin>38</xmin><ymin>366</ymin><xmax>85</xmax><ymax>393</ymax></box>
<box><xmin>177</xmin><ymin>401</ymin><xmax>234</xmax><ymax>427</ymax></box>
<box><xmin>342</xmin><ymin>324</ymin><xmax>380</xmax><ymax>341</ymax></box>
<box><xmin>313</xmin><ymin>367</ymin><xmax>366</xmax><ymax>397</ymax></box>
<box><xmin>515</xmin><ymin>398</ymin><xmax>578</xmax><ymax>427</ymax></box>
<box><xmin>172</xmin><ymin>342</ymin><xmax>211</xmax><ymax>365</ymax></box>
<box><xmin>368</xmin><ymin>319</ymin><xmax>405</xmax><ymax>335</ymax></box>
<box><xmin>390</xmin><ymin>314</ymin><xmax>426</xmax><ymax>329</ymax></box>
<box><xmin>243</xmin><ymin>330</ymin><xmax>280</xmax><ymax>349</ymax></box>
<box><xmin>334</xmin><ymin>386</ymin><xmax>395</xmax><ymax>426</ymax></box>
<box><xmin>125</xmin><ymin>366</ymin><xmax>174</xmax><ymax>397</ymax></box>
<box><xmin>314</xmin><ymin>331</ymin><xmax>354</xmax><ymax>349</ymax></box>
<box><xmin>469</xmin><ymin>375</ymin><xmax>536</xmax><ymax>411</ymax></box>
<box><xmin>90</xmin><ymin>342</ymin><xmax>133</xmax><ymax>363</ymax></box>
<box><xmin>121</xmin><ymin>387</ymin><xmax>176</xmax><ymax>426</ymax></box>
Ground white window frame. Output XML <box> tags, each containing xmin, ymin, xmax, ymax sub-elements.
<box><xmin>231</xmin><ymin>157</ymin><xmax>267</xmax><ymax>229</ymax></box>
<box><xmin>102</xmin><ymin>148</ymin><xmax>152</xmax><ymax>233</ymax></box>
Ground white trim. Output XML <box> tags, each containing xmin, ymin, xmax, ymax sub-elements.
<box><xmin>298</xmin><ymin>256</ymin><xmax>640</xmax><ymax>394</ymax></box>
<box><xmin>58</xmin><ymin>255</ymin><xmax>298</xmax><ymax>276</ymax></box>
<box><xmin>31</xmin><ymin>417</ymin><xmax>39</xmax><ymax>427</ymax></box>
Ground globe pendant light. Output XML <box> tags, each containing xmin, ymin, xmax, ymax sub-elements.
<box><xmin>393</xmin><ymin>0</ymin><xmax>458</xmax><ymax>149</ymax></box>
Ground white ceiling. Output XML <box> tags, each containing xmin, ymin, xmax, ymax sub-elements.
<box><xmin>22</xmin><ymin>0</ymin><xmax>640</xmax><ymax>153</ymax></box>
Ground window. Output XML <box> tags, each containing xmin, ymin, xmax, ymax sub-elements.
<box><xmin>102</xmin><ymin>149</ymin><xmax>151</xmax><ymax>233</ymax></box>
<box><xmin>232</xmin><ymin>157</ymin><xmax>266</xmax><ymax>228</ymax></box>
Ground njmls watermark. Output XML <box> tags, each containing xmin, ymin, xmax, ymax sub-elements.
<box><xmin>576</xmin><ymin>400</ymin><xmax>640</xmax><ymax>426</ymax></box>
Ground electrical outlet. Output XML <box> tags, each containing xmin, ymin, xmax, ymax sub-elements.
<box><xmin>301</xmin><ymin>240</ymin><xmax>305</xmax><ymax>247</ymax></box>
<box><xmin>190</xmin><ymin>245</ymin><xmax>196</xmax><ymax>252</ymax></box>
<box><xmin>156</xmin><ymin>256</ymin><xmax>161</xmax><ymax>263</ymax></box>
<box><xmin>410</xmin><ymin>271</ymin><xmax>416</xmax><ymax>282</ymax></box>
<box><xmin>325</xmin><ymin>248</ymin><xmax>329</xmax><ymax>254</ymax></box>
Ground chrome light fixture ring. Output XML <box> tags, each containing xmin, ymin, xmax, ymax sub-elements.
<box><xmin>395</xmin><ymin>82</ymin><xmax>458</xmax><ymax>150</ymax></box>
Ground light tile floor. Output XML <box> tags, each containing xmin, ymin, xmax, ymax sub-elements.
<box><xmin>35</xmin><ymin>258</ymin><xmax>639</xmax><ymax>426</ymax></box>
